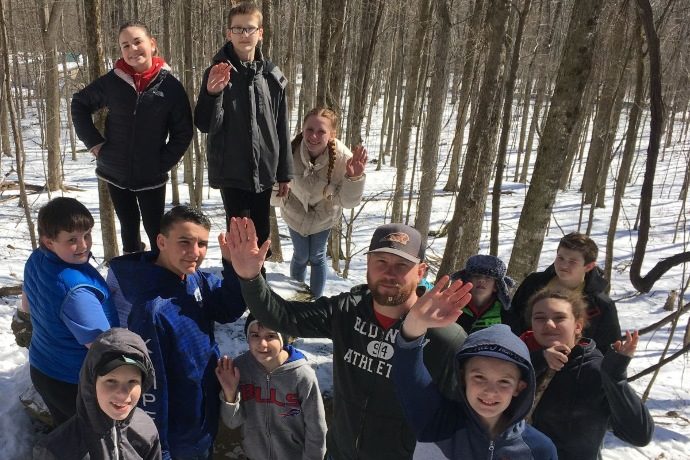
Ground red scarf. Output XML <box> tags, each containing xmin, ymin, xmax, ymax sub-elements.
<box><xmin>115</xmin><ymin>56</ymin><xmax>166</xmax><ymax>93</ymax></box>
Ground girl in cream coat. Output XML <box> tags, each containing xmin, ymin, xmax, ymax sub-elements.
<box><xmin>272</xmin><ymin>108</ymin><xmax>366</xmax><ymax>297</ymax></box>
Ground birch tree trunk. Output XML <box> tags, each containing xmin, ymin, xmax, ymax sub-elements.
<box><xmin>507</xmin><ymin>0</ymin><xmax>605</xmax><ymax>283</ymax></box>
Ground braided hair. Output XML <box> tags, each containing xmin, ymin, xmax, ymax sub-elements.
<box><xmin>291</xmin><ymin>107</ymin><xmax>339</xmax><ymax>200</ymax></box>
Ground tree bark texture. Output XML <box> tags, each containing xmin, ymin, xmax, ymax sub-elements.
<box><xmin>438</xmin><ymin>0</ymin><xmax>510</xmax><ymax>278</ymax></box>
<box><xmin>629</xmin><ymin>0</ymin><xmax>690</xmax><ymax>293</ymax></box>
<box><xmin>507</xmin><ymin>0</ymin><xmax>605</xmax><ymax>283</ymax></box>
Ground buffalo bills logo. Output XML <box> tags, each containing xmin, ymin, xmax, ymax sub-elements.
<box><xmin>280</xmin><ymin>408</ymin><xmax>302</xmax><ymax>417</ymax></box>
<box><xmin>381</xmin><ymin>232</ymin><xmax>410</xmax><ymax>246</ymax></box>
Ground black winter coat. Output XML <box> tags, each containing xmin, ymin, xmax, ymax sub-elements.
<box><xmin>530</xmin><ymin>338</ymin><xmax>654</xmax><ymax>460</ymax></box>
<box><xmin>71</xmin><ymin>67</ymin><xmax>193</xmax><ymax>191</ymax></box>
<box><xmin>509</xmin><ymin>264</ymin><xmax>622</xmax><ymax>354</ymax></box>
<box><xmin>238</xmin><ymin>275</ymin><xmax>466</xmax><ymax>460</ymax></box>
<box><xmin>194</xmin><ymin>44</ymin><xmax>293</xmax><ymax>192</ymax></box>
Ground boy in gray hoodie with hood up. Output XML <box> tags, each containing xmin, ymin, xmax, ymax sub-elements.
<box><xmin>391</xmin><ymin>277</ymin><xmax>557</xmax><ymax>459</ymax></box>
<box><xmin>215</xmin><ymin>314</ymin><xmax>326</xmax><ymax>460</ymax></box>
<box><xmin>34</xmin><ymin>328</ymin><xmax>160</xmax><ymax>460</ymax></box>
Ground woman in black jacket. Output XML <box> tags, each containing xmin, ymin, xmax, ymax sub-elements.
<box><xmin>72</xmin><ymin>21</ymin><xmax>192</xmax><ymax>253</ymax></box>
<box><xmin>521</xmin><ymin>289</ymin><xmax>654</xmax><ymax>460</ymax></box>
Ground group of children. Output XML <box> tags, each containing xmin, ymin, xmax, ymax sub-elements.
<box><xmin>22</xmin><ymin>200</ymin><xmax>655</xmax><ymax>460</ymax></box>
<box><xmin>18</xmin><ymin>0</ymin><xmax>655</xmax><ymax>459</ymax></box>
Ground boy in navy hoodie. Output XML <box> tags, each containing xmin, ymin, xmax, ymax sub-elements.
<box><xmin>392</xmin><ymin>277</ymin><xmax>557</xmax><ymax>459</ymax></box>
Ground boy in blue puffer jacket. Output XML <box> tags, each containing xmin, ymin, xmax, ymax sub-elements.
<box><xmin>392</xmin><ymin>277</ymin><xmax>557</xmax><ymax>459</ymax></box>
<box><xmin>24</xmin><ymin>197</ymin><xmax>119</xmax><ymax>427</ymax></box>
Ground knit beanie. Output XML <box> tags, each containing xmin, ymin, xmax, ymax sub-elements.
<box><xmin>244</xmin><ymin>313</ymin><xmax>285</xmax><ymax>348</ymax></box>
<box><xmin>451</xmin><ymin>255</ymin><xmax>515</xmax><ymax>310</ymax></box>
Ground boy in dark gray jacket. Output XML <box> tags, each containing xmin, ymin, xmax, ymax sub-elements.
<box><xmin>33</xmin><ymin>328</ymin><xmax>160</xmax><ymax>460</ymax></box>
<box><xmin>215</xmin><ymin>315</ymin><xmax>326</xmax><ymax>460</ymax></box>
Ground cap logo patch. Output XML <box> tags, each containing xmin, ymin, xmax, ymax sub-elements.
<box><xmin>382</xmin><ymin>232</ymin><xmax>409</xmax><ymax>245</ymax></box>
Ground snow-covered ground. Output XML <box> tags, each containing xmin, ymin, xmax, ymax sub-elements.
<box><xmin>1</xmin><ymin>88</ymin><xmax>689</xmax><ymax>459</ymax></box>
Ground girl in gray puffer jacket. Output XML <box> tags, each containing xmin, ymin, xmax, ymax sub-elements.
<box><xmin>33</xmin><ymin>328</ymin><xmax>160</xmax><ymax>460</ymax></box>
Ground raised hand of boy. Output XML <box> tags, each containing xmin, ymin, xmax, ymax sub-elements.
<box><xmin>207</xmin><ymin>62</ymin><xmax>232</xmax><ymax>96</ymax></box>
<box><xmin>543</xmin><ymin>343</ymin><xmax>570</xmax><ymax>371</ymax></box>
<box><xmin>613</xmin><ymin>330</ymin><xmax>639</xmax><ymax>358</ymax></box>
<box><xmin>401</xmin><ymin>275</ymin><xmax>473</xmax><ymax>340</ymax></box>
<box><xmin>216</xmin><ymin>355</ymin><xmax>241</xmax><ymax>402</ymax></box>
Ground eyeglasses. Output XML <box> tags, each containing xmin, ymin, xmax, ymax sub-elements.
<box><xmin>229</xmin><ymin>26</ymin><xmax>259</xmax><ymax>36</ymax></box>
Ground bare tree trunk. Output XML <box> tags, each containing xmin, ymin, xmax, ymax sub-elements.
<box><xmin>346</xmin><ymin>0</ymin><xmax>385</xmax><ymax>148</ymax></box>
<box><xmin>491</xmin><ymin>0</ymin><xmax>532</xmax><ymax>255</ymax></box>
<box><xmin>0</xmin><ymin>0</ymin><xmax>37</xmax><ymax>248</ymax></box>
<box><xmin>507</xmin><ymin>0</ymin><xmax>605</xmax><ymax>283</ymax></box>
<box><xmin>443</xmin><ymin>0</ymin><xmax>484</xmax><ymax>192</ymax></box>
<box><xmin>38</xmin><ymin>0</ymin><xmax>65</xmax><ymax>191</ymax></box>
<box><xmin>261</xmin><ymin>0</ymin><xmax>272</xmax><ymax>59</ymax></box>
<box><xmin>629</xmin><ymin>0</ymin><xmax>690</xmax><ymax>292</ymax></box>
<box><xmin>414</xmin><ymin>0</ymin><xmax>453</xmax><ymax>249</ymax></box>
<box><xmin>605</xmin><ymin>21</ymin><xmax>645</xmax><ymax>285</ymax></box>
<box><xmin>582</xmin><ymin>2</ymin><xmax>628</xmax><ymax>205</ymax></box>
<box><xmin>391</xmin><ymin>0</ymin><xmax>433</xmax><ymax>223</ymax></box>
<box><xmin>301</xmin><ymin>0</ymin><xmax>317</xmax><ymax>114</ymax></box>
<box><xmin>316</xmin><ymin>0</ymin><xmax>346</xmax><ymax>109</ymax></box>
<box><xmin>438</xmin><ymin>0</ymin><xmax>510</xmax><ymax>277</ymax></box>
<box><xmin>60</xmin><ymin>20</ymin><xmax>77</xmax><ymax>162</ymax></box>
<box><xmin>84</xmin><ymin>0</ymin><xmax>119</xmax><ymax>261</ymax></box>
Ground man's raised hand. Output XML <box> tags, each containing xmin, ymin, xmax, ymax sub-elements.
<box><xmin>220</xmin><ymin>217</ymin><xmax>269</xmax><ymax>280</ymax></box>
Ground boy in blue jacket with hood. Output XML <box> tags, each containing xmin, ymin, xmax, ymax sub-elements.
<box><xmin>392</xmin><ymin>277</ymin><xmax>557</xmax><ymax>459</ymax></box>
<box><xmin>107</xmin><ymin>205</ymin><xmax>246</xmax><ymax>459</ymax></box>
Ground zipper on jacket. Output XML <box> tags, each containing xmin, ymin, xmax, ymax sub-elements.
<box><xmin>488</xmin><ymin>440</ymin><xmax>494</xmax><ymax>460</ymax></box>
<box><xmin>266</xmin><ymin>372</ymin><xmax>273</xmax><ymax>459</ymax></box>
<box><xmin>112</xmin><ymin>423</ymin><xmax>121</xmax><ymax>460</ymax></box>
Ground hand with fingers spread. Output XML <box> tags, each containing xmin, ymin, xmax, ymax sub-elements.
<box><xmin>613</xmin><ymin>330</ymin><xmax>639</xmax><ymax>358</ymax></box>
<box><xmin>215</xmin><ymin>355</ymin><xmax>241</xmax><ymax>402</ymax></box>
<box><xmin>543</xmin><ymin>343</ymin><xmax>571</xmax><ymax>371</ymax></box>
<box><xmin>207</xmin><ymin>62</ymin><xmax>232</xmax><ymax>96</ymax></box>
<box><xmin>346</xmin><ymin>145</ymin><xmax>368</xmax><ymax>179</ymax></box>
<box><xmin>223</xmin><ymin>217</ymin><xmax>269</xmax><ymax>279</ymax></box>
<box><xmin>401</xmin><ymin>275</ymin><xmax>473</xmax><ymax>340</ymax></box>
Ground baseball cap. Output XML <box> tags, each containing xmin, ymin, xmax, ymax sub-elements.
<box><xmin>365</xmin><ymin>223</ymin><xmax>424</xmax><ymax>263</ymax></box>
<box><xmin>97</xmin><ymin>354</ymin><xmax>148</xmax><ymax>378</ymax></box>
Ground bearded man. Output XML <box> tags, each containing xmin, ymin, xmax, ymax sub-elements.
<box><xmin>223</xmin><ymin>218</ymin><xmax>469</xmax><ymax>460</ymax></box>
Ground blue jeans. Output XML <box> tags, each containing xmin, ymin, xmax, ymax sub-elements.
<box><xmin>289</xmin><ymin>227</ymin><xmax>331</xmax><ymax>298</ymax></box>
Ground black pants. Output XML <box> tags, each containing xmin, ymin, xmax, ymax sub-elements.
<box><xmin>220</xmin><ymin>187</ymin><xmax>272</xmax><ymax>246</ymax></box>
<box><xmin>30</xmin><ymin>365</ymin><xmax>78</xmax><ymax>427</ymax></box>
<box><xmin>107</xmin><ymin>183</ymin><xmax>166</xmax><ymax>253</ymax></box>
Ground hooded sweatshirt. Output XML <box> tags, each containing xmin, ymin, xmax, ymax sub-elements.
<box><xmin>33</xmin><ymin>328</ymin><xmax>160</xmax><ymax>460</ymax></box>
<box><xmin>107</xmin><ymin>251</ymin><xmax>246</xmax><ymax>459</ymax></box>
<box><xmin>238</xmin><ymin>275</ymin><xmax>465</xmax><ymax>460</ymax></box>
<box><xmin>392</xmin><ymin>324</ymin><xmax>557</xmax><ymax>459</ymax></box>
<box><xmin>219</xmin><ymin>345</ymin><xmax>327</xmax><ymax>460</ymax></box>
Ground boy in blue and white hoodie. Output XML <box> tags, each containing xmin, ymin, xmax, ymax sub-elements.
<box><xmin>392</xmin><ymin>276</ymin><xmax>557</xmax><ymax>459</ymax></box>
<box><xmin>216</xmin><ymin>314</ymin><xmax>326</xmax><ymax>460</ymax></box>
<box><xmin>108</xmin><ymin>205</ymin><xmax>246</xmax><ymax>459</ymax></box>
